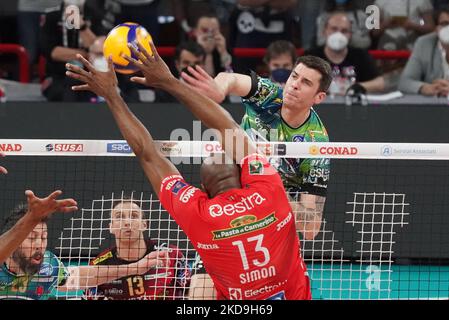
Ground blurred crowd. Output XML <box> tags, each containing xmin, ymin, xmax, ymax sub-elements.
<box><xmin>1</xmin><ymin>0</ymin><xmax>449</xmax><ymax>102</ymax></box>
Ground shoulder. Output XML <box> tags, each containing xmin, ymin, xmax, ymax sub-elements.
<box><xmin>413</xmin><ymin>33</ymin><xmax>438</xmax><ymax>51</ymax></box>
<box><xmin>91</xmin><ymin>248</ymin><xmax>115</xmax><ymax>265</ymax></box>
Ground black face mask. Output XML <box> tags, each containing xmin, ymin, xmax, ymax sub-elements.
<box><xmin>271</xmin><ymin>68</ymin><xmax>291</xmax><ymax>84</ymax></box>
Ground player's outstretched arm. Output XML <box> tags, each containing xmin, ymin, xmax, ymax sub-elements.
<box><xmin>62</xmin><ymin>250</ymin><xmax>169</xmax><ymax>290</ymax></box>
<box><xmin>0</xmin><ymin>152</ymin><xmax>7</xmax><ymax>174</ymax></box>
<box><xmin>65</xmin><ymin>55</ymin><xmax>180</xmax><ymax>193</ymax></box>
<box><xmin>0</xmin><ymin>190</ymin><xmax>78</xmax><ymax>264</ymax></box>
<box><xmin>125</xmin><ymin>42</ymin><xmax>257</xmax><ymax>163</ymax></box>
<box><xmin>179</xmin><ymin>65</ymin><xmax>252</xmax><ymax>104</ymax></box>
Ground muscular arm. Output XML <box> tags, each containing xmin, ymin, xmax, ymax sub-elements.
<box><xmin>62</xmin><ymin>251</ymin><xmax>168</xmax><ymax>290</ymax></box>
<box><xmin>104</xmin><ymin>91</ymin><xmax>180</xmax><ymax>193</ymax></box>
<box><xmin>127</xmin><ymin>43</ymin><xmax>258</xmax><ymax>163</ymax></box>
<box><xmin>290</xmin><ymin>194</ymin><xmax>326</xmax><ymax>240</ymax></box>
<box><xmin>66</xmin><ymin>55</ymin><xmax>180</xmax><ymax>194</ymax></box>
<box><xmin>0</xmin><ymin>214</ymin><xmax>41</xmax><ymax>265</ymax></box>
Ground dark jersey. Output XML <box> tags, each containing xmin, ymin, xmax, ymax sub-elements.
<box><xmin>85</xmin><ymin>240</ymin><xmax>191</xmax><ymax>300</ymax></box>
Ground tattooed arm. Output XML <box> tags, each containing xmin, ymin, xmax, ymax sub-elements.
<box><xmin>289</xmin><ymin>194</ymin><xmax>325</xmax><ymax>240</ymax></box>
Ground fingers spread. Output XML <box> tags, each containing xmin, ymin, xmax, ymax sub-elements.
<box><xmin>66</xmin><ymin>71</ymin><xmax>89</xmax><ymax>83</ymax></box>
<box><xmin>66</xmin><ymin>63</ymin><xmax>91</xmax><ymax>78</ymax></box>
<box><xmin>76</xmin><ymin>54</ymin><xmax>96</xmax><ymax>73</ymax></box>
<box><xmin>149</xmin><ymin>41</ymin><xmax>159</xmax><ymax>61</ymax></box>
<box><xmin>59</xmin><ymin>206</ymin><xmax>78</xmax><ymax>213</ymax></box>
<box><xmin>127</xmin><ymin>44</ymin><xmax>147</xmax><ymax>65</ymax></box>
<box><xmin>48</xmin><ymin>190</ymin><xmax>63</xmax><ymax>200</ymax></box>
<box><xmin>122</xmin><ymin>53</ymin><xmax>141</xmax><ymax>68</ymax></box>
<box><xmin>136</xmin><ymin>41</ymin><xmax>153</xmax><ymax>62</ymax></box>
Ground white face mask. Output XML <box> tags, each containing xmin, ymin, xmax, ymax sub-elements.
<box><xmin>439</xmin><ymin>25</ymin><xmax>449</xmax><ymax>45</ymax></box>
<box><xmin>326</xmin><ymin>32</ymin><xmax>349</xmax><ymax>51</ymax></box>
<box><xmin>93</xmin><ymin>57</ymin><xmax>109</xmax><ymax>72</ymax></box>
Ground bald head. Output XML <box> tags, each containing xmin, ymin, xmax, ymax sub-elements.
<box><xmin>200</xmin><ymin>153</ymin><xmax>241</xmax><ymax>198</ymax></box>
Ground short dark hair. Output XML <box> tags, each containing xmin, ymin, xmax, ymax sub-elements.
<box><xmin>0</xmin><ymin>203</ymin><xmax>48</xmax><ymax>236</ymax></box>
<box><xmin>435</xmin><ymin>5</ymin><xmax>449</xmax><ymax>24</ymax></box>
<box><xmin>263</xmin><ymin>40</ymin><xmax>297</xmax><ymax>65</ymax></box>
<box><xmin>294</xmin><ymin>55</ymin><xmax>332</xmax><ymax>93</ymax></box>
<box><xmin>174</xmin><ymin>41</ymin><xmax>206</xmax><ymax>62</ymax></box>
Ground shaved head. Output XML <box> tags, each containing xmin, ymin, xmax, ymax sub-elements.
<box><xmin>200</xmin><ymin>153</ymin><xmax>241</xmax><ymax>198</ymax></box>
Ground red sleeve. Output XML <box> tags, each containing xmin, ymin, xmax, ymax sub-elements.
<box><xmin>159</xmin><ymin>175</ymin><xmax>208</xmax><ymax>233</ymax></box>
<box><xmin>239</xmin><ymin>154</ymin><xmax>284</xmax><ymax>190</ymax></box>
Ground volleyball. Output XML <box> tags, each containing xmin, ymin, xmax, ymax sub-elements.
<box><xmin>103</xmin><ymin>22</ymin><xmax>153</xmax><ymax>74</ymax></box>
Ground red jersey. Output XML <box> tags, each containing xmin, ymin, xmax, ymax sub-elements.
<box><xmin>85</xmin><ymin>240</ymin><xmax>191</xmax><ymax>300</ymax></box>
<box><xmin>159</xmin><ymin>154</ymin><xmax>310</xmax><ymax>300</ymax></box>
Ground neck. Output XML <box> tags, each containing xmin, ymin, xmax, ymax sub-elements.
<box><xmin>324</xmin><ymin>46</ymin><xmax>347</xmax><ymax>64</ymax></box>
<box><xmin>116</xmin><ymin>237</ymin><xmax>147</xmax><ymax>261</ymax></box>
<box><xmin>281</xmin><ymin>103</ymin><xmax>311</xmax><ymax>128</ymax></box>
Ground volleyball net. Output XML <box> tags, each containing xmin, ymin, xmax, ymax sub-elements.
<box><xmin>1</xmin><ymin>139</ymin><xmax>448</xmax><ymax>300</ymax></box>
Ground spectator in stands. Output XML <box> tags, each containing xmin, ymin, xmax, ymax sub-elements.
<box><xmin>399</xmin><ymin>6</ymin><xmax>449</xmax><ymax>96</ymax></box>
<box><xmin>85</xmin><ymin>199</ymin><xmax>191</xmax><ymax>300</ymax></box>
<box><xmin>263</xmin><ymin>40</ymin><xmax>297</xmax><ymax>88</ymax></box>
<box><xmin>229</xmin><ymin>0</ymin><xmax>298</xmax><ymax>73</ymax></box>
<box><xmin>191</xmin><ymin>12</ymin><xmax>233</xmax><ymax>76</ymax></box>
<box><xmin>0</xmin><ymin>191</ymin><xmax>168</xmax><ymax>299</ymax></box>
<box><xmin>17</xmin><ymin>0</ymin><xmax>62</xmax><ymax>69</ymax></box>
<box><xmin>296</xmin><ymin>0</ymin><xmax>325</xmax><ymax>50</ymax></box>
<box><xmin>40</xmin><ymin>0</ymin><xmax>97</xmax><ymax>101</ymax></box>
<box><xmin>115</xmin><ymin>0</ymin><xmax>161</xmax><ymax>43</ymax></box>
<box><xmin>306</xmin><ymin>12</ymin><xmax>385</xmax><ymax>95</ymax></box>
<box><xmin>316</xmin><ymin>0</ymin><xmax>372</xmax><ymax>49</ymax></box>
<box><xmin>372</xmin><ymin>0</ymin><xmax>435</xmax><ymax>50</ymax></box>
<box><xmin>155</xmin><ymin>41</ymin><xmax>206</xmax><ymax>102</ymax></box>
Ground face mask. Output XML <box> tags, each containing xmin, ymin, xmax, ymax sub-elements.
<box><xmin>93</xmin><ymin>56</ymin><xmax>108</xmax><ymax>72</ymax></box>
<box><xmin>326</xmin><ymin>32</ymin><xmax>349</xmax><ymax>51</ymax></box>
<box><xmin>271</xmin><ymin>68</ymin><xmax>291</xmax><ymax>84</ymax></box>
<box><xmin>439</xmin><ymin>25</ymin><xmax>449</xmax><ymax>45</ymax></box>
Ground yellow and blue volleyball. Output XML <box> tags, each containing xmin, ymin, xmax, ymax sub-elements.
<box><xmin>103</xmin><ymin>22</ymin><xmax>153</xmax><ymax>74</ymax></box>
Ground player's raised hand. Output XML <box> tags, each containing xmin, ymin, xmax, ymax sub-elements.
<box><xmin>65</xmin><ymin>54</ymin><xmax>119</xmax><ymax>100</ymax></box>
<box><xmin>135</xmin><ymin>250</ymin><xmax>170</xmax><ymax>274</ymax></box>
<box><xmin>180</xmin><ymin>65</ymin><xmax>226</xmax><ymax>103</ymax></box>
<box><xmin>124</xmin><ymin>41</ymin><xmax>176</xmax><ymax>89</ymax></box>
<box><xmin>25</xmin><ymin>190</ymin><xmax>78</xmax><ymax>221</ymax></box>
<box><xmin>0</xmin><ymin>152</ymin><xmax>7</xmax><ymax>174</ymax></box>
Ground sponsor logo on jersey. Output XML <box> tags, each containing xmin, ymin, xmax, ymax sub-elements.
<box><xmin>107</xmin><ymin>142</ymin><xmax>132</xmax><ymax>154</ymax></box>
<box><xmin>39</xmin><ymin>263</ymin><xmax>53</xmax><ymax>276</ymax></box>
<box><xmin>276</xmin><ymin>212</ymin><xmax>292</xmax><ymax>231</ymax></box>
<box><xmin>171</xmin><ymin>181</ymin><xmax>188</xmax><ymax>195</ymax></box>
<box><xmin>230</xmin><ymin>215</ymin><xmax>257</xmax><ymax>227</ymax></box>
<box><xmin>244</xmin><ymin>280</ymin><xmax>287</xmax><ymax>298</ymax></box>
<box><xmin>240</xmin><ymin>266</ymin><xmax>276</xmax><ymax>284</ymax></box>
<box><xmin>179</xmin><ymin>186</ymin><xmax>197</xmax><ymax>203</ymax></box>
<box><xmin>209</xmin><ymin>192</ymin><xmax>266</xmax><ymax>218</ymax></box>
<box><xmin>212</xmin><ymin>213</ymin><xmax>277</xmax><ymax>240</ymax></box>
<box><xmin>292</xmin><ymin>135</ymin><xmax>304</xmax><ymax>142</ymax></box>
<box><xmin>46</xmin><ymin>143</ymin><xmax>83</xmax><ymax>152</ymax></box>
<box><xmin>0</xmin><ymin>144</ymin><xmax>22</xmax><ymax>152</ymax></box>
<box><xmin>92</xmin><ymin>251</ymin><xmax>113</xmax><ymax>265</ymax></box>
<box><xmin>228</xmin><ymin>287</ymin><xmax>243</xmax><ymax>300</ymax></box>
<box><xmin>197</xmin><ymin>242</ymin><xmax>220</xmax><ymax>250</ymax></box>
<box><xmin>249</xmin><ymin>160</ymin><xmax>264</xmax><ymax>175</ymax></box>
